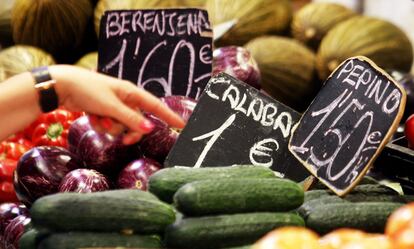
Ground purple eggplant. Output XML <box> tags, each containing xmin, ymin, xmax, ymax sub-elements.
<box><xmin>67</xmin><ymin>116</ymin><xmax>92</xmax><ymax>153</ymax></box>
<box><xmin>59</xmin><ymin>169</ymin><xmax>110</xmax><ymax>193</ymax></box>
<box><xmin>13</xmin><ymin>146</ymin><xmax>84</xmax><ymax>207</ymax></box>
<box><xmin>68</xmin><ymin>119</ymin><xmax>137</xmax><ymax>176</ymax></box>
<box><xmin>0</xmin><ymin>203</ymin><xmax>27</xmax><ymax>235</ymax></box>
<box><xmin>139</xmin><ymin>96</ymin><xmax>197</xmax><ymax>163</ymax></box>
<box><xmin>213</xmin><ymin>46</ymin><xmax>261</xmax><ymax>89</ymax></box>
<box><xmin>2</xmin><ymin>215</ymin><xmax>31</xmax><ymax>249</ymax></box>
<box><xmin>117</xmin><ymin>158</ymin><xmax>161</xmax><ymax>191</ymax></box>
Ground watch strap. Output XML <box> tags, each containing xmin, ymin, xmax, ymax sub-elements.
<box><xmin>32</xmin><ymin>66</ymin><xmax>59</xmax><ymax>113</ymax></box>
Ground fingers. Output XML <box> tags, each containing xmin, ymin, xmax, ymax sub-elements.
<box><xmin>117</xmin><ymin>84</ymin><xmax>186</xmax><ymax>129</ymax></box>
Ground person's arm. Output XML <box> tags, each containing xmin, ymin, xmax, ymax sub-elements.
<box><xmin>0</xmin><ymin>65</ymin><xmax>185</xmax><ymax>144</ymax></box>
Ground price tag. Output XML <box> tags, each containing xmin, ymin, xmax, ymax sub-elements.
<box><xmin>289</xmin><ymin>56</ymin><xmax>406</xmax><ymax>195</ymax></box>
<box><xmin>97</xmin><ymin>8</ymin><xmax>213</xmax><ymax>99</ymax></box>
<box><xmin>165</xmin><ymin>73</ymin><xmax>310</xmax><ymax>182</ymax></box>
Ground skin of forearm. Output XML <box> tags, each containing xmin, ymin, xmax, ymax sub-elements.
<box><xmin>0</xmin><ymin>72</ymin><xmax>42</xmax><ymax>141</ymax></box>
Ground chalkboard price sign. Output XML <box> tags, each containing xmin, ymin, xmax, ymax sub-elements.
<box><xmin>165</xmin><ymin>73</ymin><xmax>310</xmax><ymax>182</ymax></box>
<box><xmin>98</xmin><ymin>9</ymin><xmax>213</xmax><ymax>99</ymax></box>
<box><xmin>289</xmin><ymin>56</ymin><xmax>406</xmax><ymax>195</ymax></box>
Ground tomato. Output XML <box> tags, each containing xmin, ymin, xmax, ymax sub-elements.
<box><xmin>320</xmin><ymin>228</ymin><xmax>368</xmax><ymax>249</ymax></box>
<box><xmin>252</xmin><ymin>227</ymin><xmax>320</xmax><ymax>249</ymax></box>
<box><xmin>404</xmin><ymin>114</ymin><xmax>414</xmax><ymax>148</ymax></box>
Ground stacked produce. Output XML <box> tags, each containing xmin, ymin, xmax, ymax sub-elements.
<box><xmin>148</xmin><ymin>165</ymin><xmax>305</xmax><ymax>249</ymax></box>
<box><xmin>20</xmin><ymin>189</ymin><xmax>172</xmax><ymax>249</ymax></box>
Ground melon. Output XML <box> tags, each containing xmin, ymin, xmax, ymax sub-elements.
<box><xmin>0</xmin><ymin>45</ymin><xmax>55</xmax><ymax>80</ymax></box>
<box><xmin>0</xmin><ymin>0</ymin><xmax>14</xmax><ymax>48</ymax></box>
<box><xmin>317</xmin><ymin>16</ymin><xmax>413</xmax><ymax>80</ymax></box>
<box><xmin>75</xmin><ymin>52</ymin><xmax>98</xmax><ymax>71</ymax></box>
<box><xmin>11</xmin><ymin>0</ymin><xmax>93</xmax><ymax>59</ymax></box>
<box><xmin>292</xmin><ymin>3</ymin><xmax>356</xmax><ymax>50</ymax></box>
<box><xmin>245</xmin><ymin>36</ymin><xmax>317</xmax><ymax>111</ymax></box>
<box><xmin>206</xmin><ymin>0</ymin><xmax>292</xmax><ymax>46</ymax></box>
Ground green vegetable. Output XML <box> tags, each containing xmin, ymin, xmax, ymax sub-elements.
<box><xmin>306</xmin><ymin>202</ymin><xmax>403</xmax><ymax>234</ymax></box>
<box><xmin>149</xmin><ymin>165</ymin><xmax>276</xmax><ymax>202</ymax></box>
<box><xmin>37</xmin><ymin>232</ymin><xmax>162</xmax><ymax>249</ymax></box>
<box><xmin>174</xmin><ymin>178</ymin><xmax>304</xmax><ymax>216</ymax></box>
<box><xmin>164</xmin><ymin>212</ymin><xmax>305</xmax><ymax>249</ymax></box>
<box><xmin>31</xmin><ymin>189</ymin><xmax>175</xmax><ymax>234</ymax></box>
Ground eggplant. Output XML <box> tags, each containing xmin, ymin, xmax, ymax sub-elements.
<box><xmin>213</xmin><ymin>46</ymin><xmax>261</xmax><ymax>89</ymax></box>
<box><xmin>59</xmin><ymin>168</ymin><xmax>110</xmax><ymax>193</ymax></box>
<box><xmin>68</xmin><ymin>117</ymin><xmax>138</xmax><ymax>176</ymax></box>
<box><xmin>0</xmin><ymin>203</ymin><xmax>27</xmax><ymax>235</ymax></box>
<box><xmin>13</xmin><ymin>146</ymin><xmax>84</xmax><ymax>207</ymax></box>
<box><xmin>117</xmin><ymin>158</ymin><xmax>161</xmax><ymax>191</ymax></box>
<box><xmin>2</xmin><ymin>215</ymin><xmax>31</xmax><ymax>249</ymax></box>
<box><xmin>139</xmin><ymin>96</ymin><xmax>197</xmax><ymax>163</ymax></box>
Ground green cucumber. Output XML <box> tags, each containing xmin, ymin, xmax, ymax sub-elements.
<box><xmin>306</xmin><ymin>202</ymin><xmax>403</xmax><ymax>234</ymax></box>
<box><xmin>164</xmin><ymin>212</ymin><xmax>304</xmax><ymax>249</ymax></box>
<box><xmin>149</xmin><ymin>165</ymin><xmax>276</xmax><ymax>202</ymax></box>
<box><xmin>31</xmin><ymin>189</ymin><xmax>175</xmax><ymax>233</ymax></box>
<box><xmin>304</xmin><ymin>190</ymin><xmax>330</xmax><ymax>202</ymax></box>
<box><xmin>37</xmin><ymin>232</ymin><xmax>162</xmax><ymax>249</ymax></box>
<box><xmin>297</xmin><ymin>196</ymin><xmax>347</xmax><ymax>219</ymax></box>
<box><xmin>19</xmin><ymin>229</ymin><xmax>49</xmax><ymax>249</ymax></box>
<box><xmin>174</xmin><ymin>178</ymin><xmax>304</xmax><ymax>216</ymax></box>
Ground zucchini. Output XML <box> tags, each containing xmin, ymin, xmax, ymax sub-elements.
<box><xmin>174</xmin><ymin>178</ymin><xmax>304</xmax><ymax>216</ymax></box>
<box><xmin>31</xmin><ymin>189</ymin><xmax>175</xmax><ymax>234</ymax></box>
<box><xmin>306</xmin><ymin>202</ymin><xmax>403</xmax><ymax>234</ymax></box>
<box><xmin>37</xmin><ymin>232</ymin><xmax>162</xmax><ymax>249</ymax></box>
<box><xmin>149</xmin><ymin>165</ymin><xmax>276</xmax><ymax>202</ymax></box>
<box><xmin>164</xmin><ymin>212</ymin><xmax>304</xmax><ymax>249</ymax></box>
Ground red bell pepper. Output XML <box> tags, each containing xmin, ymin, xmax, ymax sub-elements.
<box><xmin>0</xmin><ymin>159</ymin><xmax>19</xmax><ymax>203</ymax></box>
<box><xmin>30</xmin><ymin>108</ymin><xmax>84</xmax><ymax>148</ymax></box>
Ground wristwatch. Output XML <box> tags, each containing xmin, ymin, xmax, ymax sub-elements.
<box><xmin>32</xmin><ymin>66</ymin><xmax>59</xmax><ymax>113</ymax></box>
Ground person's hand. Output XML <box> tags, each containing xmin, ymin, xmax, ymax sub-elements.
<box><xmin>50</xmin><ymin>65</ymin><xmax>185</xmax><ymax>144</ymax></box>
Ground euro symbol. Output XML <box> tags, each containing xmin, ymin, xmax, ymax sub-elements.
<box><xmin>249</xmin><ymin>138</ymin><xmax>279</xmax><ymax>168</ymax></box>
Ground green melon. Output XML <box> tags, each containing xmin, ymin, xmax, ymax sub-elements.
<box><xmin>245</xmin><ymin>36</ymin><xmax>317</xmax><ymax>111</ymax></box>
<box><xmin>317</xmin><ymin>16</ymin><xmax>413</xmax><ymax>80</ymax></box>
<box><xmin>291</xmin><ymin>3</ymin><xmax>356</xmax><ymax>50</ymax></box>
<box><xmin>0</xmin><ymin>0</ymin><xmax>15</xmax><ymax>48</ymax></box>
<box><xmin>12</xmin><ymin>0</ymin><xmax>93</xmax><ymax>58</ymax></box>
<box><xmin>206</xmin><ymin>0</ymin><xmax>292</xmax><ymax>46</ymax></box>
<box><xmin>75</xmin><ymin>52</ymin><xmax>98</xmax><ymax>71</ymax></box>
<box><xmin>0</xmin><ymin>45</ymin><xmax>55</xmax><ymax>80</ymax></box>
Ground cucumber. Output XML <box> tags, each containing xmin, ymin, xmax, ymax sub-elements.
<box><xmin>37</xmin><ymin>232</ymin><xmax>162</xmax><ymax>249</ymax></box>
<box><xmin>344</xmin><ymin>194</ymin><xmax>405</xmax><ymax>203</ymax></box>
<box><xmin>221</xmin><ymin>246</ymin><xmax>251</xmax><ymax>249</ymax></box>
<box><xmin>149</xmin><ymin>165</ymin><xmax>276</xmax><ymax>202</ymax></box>
<box><xmin>297</xmin><ymin>196</ymin><xmax>347</xmax><ymax>219</ymax></box>
<box><xmin>350</xmin><ymin>184</ymin><xmax>399</xmax><ymax>195</ymax></box>
<box><xmin>306</xmin><ymin>202</ymin><xmax>403</xmax><ymax>234</ymax></box>
<box><xmin>304</xmin><ymin>190</ymin><xmax>330</xmax><ymax>202</ymax></box>
<box><xmin>31</xmin><ymin>189</ymin><xmax>175</xmax><ymax>233</ymax></box>
<box><xmin>164</xmin><ymin>212</ymin><xmax>304</xmax><ymax>249</ymax></box>
<box><xmin>19</xmin><ymin>229</ymin><xmax>49</xmax><ymax>249</ymax></box>
<box><xmin>174</xmin><ymin>178</ymin><xmax>304</xmax><ymax>216</ymax></box>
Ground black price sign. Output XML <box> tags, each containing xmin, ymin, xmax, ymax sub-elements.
<box><xmin>289</xmin><ymin>56</ymin><xmax>406</xmax><ymax>195</ymax></box>
<box><xmin>165</xmin><ymin>73</ymin><xmax>310</xmax><ymax>182</ymax></box>
<box><xmin>98</xmin><ymin>9</ymin><xmax>213</xmax><ymax>99</ymax></box>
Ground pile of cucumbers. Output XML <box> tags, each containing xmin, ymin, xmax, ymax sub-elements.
<box><xmin>20</xmin><ymin>189</ymin><xmax>175</xmax><ymax>249</ymax></box>
<box><xmin>149</xmin><ymin>165</ymin><xmax>306</xmax><ymax>249</ymax></box>
<box><xmin>299</xmin><ymin>179</ymin><xmax>410</xmax><ymax>234</ymax></box>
